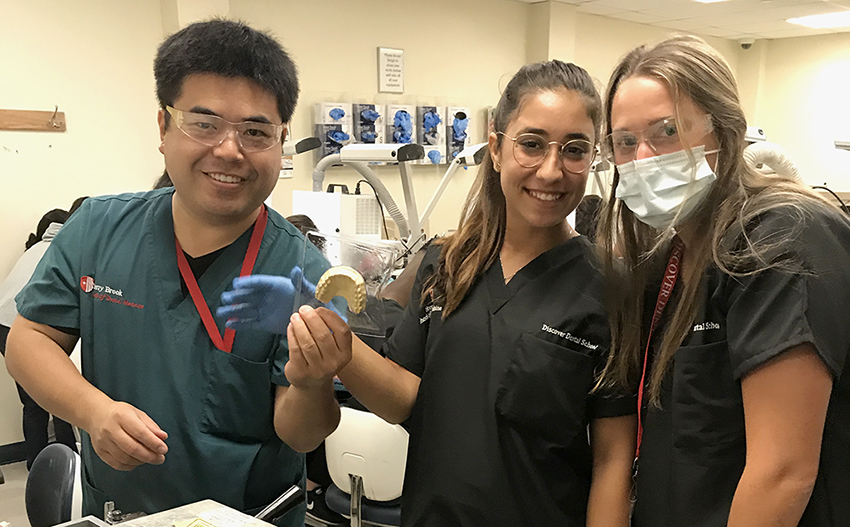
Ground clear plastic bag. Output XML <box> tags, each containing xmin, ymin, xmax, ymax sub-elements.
<box><xmin>294</xmin><ymin>231</ymin><xmax>399</xmax><ymax>337</ymax></box>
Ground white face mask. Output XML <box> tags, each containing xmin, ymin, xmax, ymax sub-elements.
<box><xmin>615</xmin><ymin>146</ymin><xmax>719</xmax><ymax>230</ymax></box>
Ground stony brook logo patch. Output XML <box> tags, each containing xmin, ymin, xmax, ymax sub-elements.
<box><xmin>80</xmin><ymin>276</ymin><xmax>144</xmax><ymax>310</ymax></box>
<box><xmin>80</xmin><ymin>276</ymin><xmax>95</xmax><ymax>293</ymax></box>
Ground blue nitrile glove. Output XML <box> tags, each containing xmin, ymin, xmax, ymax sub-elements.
<box><xmin>361</xmin><ymin>131</ymin><xmax>377</xmax><ymax>143</ymax></box>
<box><xmin>427</xmin><ymin>150</ymin><xmax>441</xmax><ymax>164</ymax></box>
<box><xmin>393</xmin><ymin>111</ymin><xmax>413</xmax><ymax>143</ymax></box>
<box><xmin>328</xmin><ymin>130</ymin><xmax>350</xmax><ymax>144</ymax></box>
<box><xmin>217</xmin><ymin>266</ymin><xmax>314</xmax><ymax>334</ymax></box>
<box><xmin>453</xmin><ymin>117</ymin><xmax>469</xmax><ymax>141</ymax></box>
<box><xmin>329</xmin><ymin>108</ymin><xmax>345</xmax><ymax>121</ymax></box>
<box><xmin>423</xmin><ymin>111</ymin><xmax>442</xmax><ymax>131</ymax></box>
<box><xmin>361</xmin><ymin>109</ymin><xmax>380</xmax><ymax>122</ymax></box>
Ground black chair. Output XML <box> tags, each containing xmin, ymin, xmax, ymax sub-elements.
<box><xmin>25</xmin><ymin>443</ymin><xmax>80</xmax><ymax>527</ymax></box>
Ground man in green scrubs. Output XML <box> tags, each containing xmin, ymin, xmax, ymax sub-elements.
<box><xmin>5</xmin><ymin>20</ymin><xmax>348</xmax><ymax>525</ymax></box>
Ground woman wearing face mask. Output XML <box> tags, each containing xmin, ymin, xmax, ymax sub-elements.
<box><xmin>219</xmin><ymin>60</ymin><xmax>636</xmax><ymax>526</ymax></box>
<box><xmin>595</xmin><ymin>34</ymin><xmax>850</xmax><ymax>527</ymax></box>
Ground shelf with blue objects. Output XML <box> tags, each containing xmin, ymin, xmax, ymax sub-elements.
<box><xmin>353</xmin><ymin>103</ymin><xmax>386</xmax><ymax>144</ymax></box>
<box><xmin>447</xmin><ymin>107</ymin><xmax>471</xmax><ymax>162</ymax></box>
<box><xmin>314</xmin><ymin>102</ymin><xmax>353</xmax><ymax>160</ymax></box>
<box><xmin>386</xmin><ymin>105</ymin><xmax>417</xmax><ymax>147</ymax></box>
<box><xmin>417</xmin><ymin>105</ymin><xmax>447</xmax><ymax>165</ymax></box>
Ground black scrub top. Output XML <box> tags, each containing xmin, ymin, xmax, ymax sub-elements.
<box><xmin>633</xmin><ymin>205</ymin><xmax>850</xmax><ymax>527</ymax></box>
<box><xmin>384</xmin><ymin>237</ymin><xmax>634</xmax><ymax>527</ymax></box>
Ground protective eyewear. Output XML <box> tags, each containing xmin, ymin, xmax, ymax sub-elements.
<box><xmin>497</xmin><ymin>132</ymin><xmax>595</xmax><ymax>173</ymax></box>
<box><xmin>165</xmin><ymin>106</ymin><xmax>285</xmax><ymax>153</ymax></box>
<box><xmin>603</xmin><ymin>114</ymin><xmax>713</xmax><ymax>165</ymax></box>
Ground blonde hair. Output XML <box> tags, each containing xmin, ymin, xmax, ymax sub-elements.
<box><xmin>424</xmin><ymin>60</ymin><xmax>602</xmax><ymax>316</ymax></box>
<box><xmin>596</xmin><ymin>35</ymin><xmax>832</xmax><ymax>404</ymax></box>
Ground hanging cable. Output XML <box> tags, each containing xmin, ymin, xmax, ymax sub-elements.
<box><xmin>811</xmin><ymin>185</ymin><xmax>850</xmax><ymax>215</ymax></box>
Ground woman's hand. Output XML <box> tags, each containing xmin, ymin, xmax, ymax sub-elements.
<box><xmin>285</xmin><ymin>306</ymin><xmax>353</xmax><ymax>389</ymax></box>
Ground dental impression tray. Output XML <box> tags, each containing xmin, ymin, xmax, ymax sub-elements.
<box><xmin>315</xmin><ymin>265</ymin><xmax>367</xmax><ymax>313</ymax></box>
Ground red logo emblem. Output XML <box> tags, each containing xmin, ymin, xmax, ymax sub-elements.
<box><xmin>80</xmin><ymin>276</ymin><xmax>94</xmax><ymax>293</ymax></box>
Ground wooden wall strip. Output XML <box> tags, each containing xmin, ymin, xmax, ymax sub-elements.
<box><xmin>0</xmin><ymin>108</ymin><xmax>66</xmax><ymax>132</ymax></box>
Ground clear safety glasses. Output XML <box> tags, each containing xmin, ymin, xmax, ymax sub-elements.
<box><xmin>498</xmin><ymin>132</ymin><xmax>596</xmax><ymax>174</ymax></box>
<box><xmin>165</xmin><ymin>106</ymin><xmax>285</xmax><ymax>153</ymax></box>
<box><xmin>602</xmin><ymin>114</ymin><xmax>713</xmax><ymax>165</ymax></box>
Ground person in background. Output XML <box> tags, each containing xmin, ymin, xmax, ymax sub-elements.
<box><xmin>153</xmin><ymin>170</ymin><xmax>173</xmax><ymax>190</ymax></box>
<box><xmin>596</xmin><ymin>34</ymin><xmax>850</xmax><ymax>527</ymax></box>
<box><xmin>5</xmin><ymin>19</ymin><xmax>340</xmax><ymax>525</ymax></box>
<box><xmin>0</xmin><ymin>198</ymin><xmax>86</xmax><ymax>469</ymax></box>
<box><xmin>221</xmin><ymin>60</ymin><xmax>636</xmax><ymax>526</ymax></box>
<box><xmin>574</xmin><ymin>194</ymin><xmax>603</xmax><ymax>242</ymax></box>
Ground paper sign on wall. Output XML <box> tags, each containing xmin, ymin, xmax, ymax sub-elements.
<box><xmin>378</xmin><ymin>47</ymin><xmax>404</xmax><ymax>94</ymax></box>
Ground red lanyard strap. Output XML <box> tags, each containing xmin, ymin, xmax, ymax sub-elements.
<box><xmin>175</xmin><ymin>206</ymin><xmax>268</xmax><ymax>353</ymax></box>
<box><xmin>636</xmin><ymin>235</ymin><xmax>684</xmax><ymax>459</ymax></box>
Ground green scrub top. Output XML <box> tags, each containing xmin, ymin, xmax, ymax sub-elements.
<box><xmin>16</xmin><ymin>189</ymin><xmax>329</xmax><ymax>524</ymax></box>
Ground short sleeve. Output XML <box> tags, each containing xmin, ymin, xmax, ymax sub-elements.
<box><xmin>15</xmin><ymin>201</ymin><xmax>91</xmax><ymax>329</ymax></box>
<box><xmin>725</xmin><ymin>206</ymin><xmax>850</xmax><ymax>379</ymax></box>
<box><xmin>589</xmin><ymin>340</ymin><xmax>637</xmax><ymax>418</ymax></box>
<box><xmin>381</xmin><ymin>246</ymin><xmax>440</xmax><ymax>377</ymax></box>
<box><xmin>589</xmin><ymin>385</ymin><xmax>637</xmax><ymax>419</ymax></box>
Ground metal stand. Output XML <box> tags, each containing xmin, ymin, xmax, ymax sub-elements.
<box><xmin>348</xmin><ymin>474</ymin><xmax>364</xmax><ymax>527</ymax></box>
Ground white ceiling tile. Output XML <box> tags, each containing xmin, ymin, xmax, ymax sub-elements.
<box><xmin>592</xmin><ymin>0</ymin><xmax>685</xmax><ymax>9</ymax></box>
<box><xmin>507</xmin><ymin>0</ymin><xmax>844</xmax><ymax>39</ymax></box>
<box><xmin>642</xmin><ymin>2</ymin><xmax>749</xmax><ymax>20</ymax></box>
<box><xmin>690</xmin><ymin>11</ymin><xmax>773</xmax><ymax>25</ymax></box>
<box><xmin>725</xmin><ymin>19</ymin><xmax>802</xmax><ymax>31</ymax></box>
<box><xmin>653</xmin><ymin>18</ymin><xmax>706</xmax><ymax>30</ymax></box>
<box><xmin>763</xmin><ymin>25</ymin><xmax>838</xmax><ymax>36</ymax></box>
<box><xmin>764</xmin><ymin>3</ymin><xmax>850</xmax><ymax>18</ymax></box>
<box><xmin>576</xmin><ymin>3</ymin><xmax>627</xmax><ymax>15</ymax></box>
<box><xmin>604</xmin><ymin>10</ymin><xmax>669</xmax><ymax>23</ymax></box>
<box><xmin>698</xmin><ymin>26</ymin><xmax>743</xmax><ymax>37</ymax></box>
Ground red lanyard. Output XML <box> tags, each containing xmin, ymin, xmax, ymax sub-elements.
<box><xmin>174</xmin><ymin>206</ymin><xmax>268</xmax><ymax>353</ymax></box>
<box><xmin>635</xmin><ymin>235</ymin><xmax>684</xmax><ymax>459</ymax></box>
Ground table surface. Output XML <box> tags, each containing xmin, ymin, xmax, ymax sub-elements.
<box><xmin>56</xmin><ymin>500</ymin><xmax>274</xmax><ymax>527</ymax></box>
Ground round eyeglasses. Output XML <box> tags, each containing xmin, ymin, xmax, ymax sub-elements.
<box><xmin>602</xmin><ymin>114</ymin><xmax>713</xmax><ymax>165</ymax></box>
<box><xmin>166</xmin><ymin>106</ymin><xmax>285</xmax><ymax>153</ymax></box>
<box><xmin>497</xmin><ymin>132</ymin><xmax>596</xmax><ymax>174</ymax></box>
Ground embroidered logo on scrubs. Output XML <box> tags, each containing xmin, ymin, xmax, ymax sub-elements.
<box><xmin>80</xmin><ymin>276</ymin><xmax>144</xmax><ymax>310</ymax></box>
<box><xmin>692</xmin><ymin>321</ymin><xmax>721</xmax><ymax>332</ymax></box>
<box><xmin>420</xmin><ymin>304</ymin><xmax>442</xmax><ymax>324</ymax></box>
<box><xmin>541</xmin><ymin>324</ymin><xmax>599</xmax><ymax>350</ymax></box>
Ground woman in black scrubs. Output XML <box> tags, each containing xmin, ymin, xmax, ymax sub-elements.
<box><xmin>278</xmin><ymin>61</ymin><xmax>637</xmax><ymax>526</ymax></box>
<box><xmin>596</xmin><ymin>35</ymin><xmax>850</xmax><ymax>527</ymax></box>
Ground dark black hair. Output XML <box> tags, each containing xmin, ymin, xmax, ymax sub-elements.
<box><xmin>68</xmin><ymin>196</ymin><xmax>88</xmax><ymax>216</ymax></box>
<box><xmin>575</xmin><ymin>194</ymin><xmax>603</xmax><ymax>242</ymax></box>
<box><xmin>286</xmin><ymin>214</ymin><xmax>325</xmax><ymax>252</ymax></box>
<box><xmin>26</xmin><ymin>209</ymin><xmax>69</xmax><ymax>250</ymax></box>
<box><xmin>153</xmin><ymin>170</ymin><xmax>174</xmax><ymax>189</ymax></box>
<box><xmin>154</xmin><ymin>18</ymin><xmax>299</xmax><ymax>124</ymax></box>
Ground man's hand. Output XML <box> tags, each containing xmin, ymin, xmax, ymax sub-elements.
<box><xmin>87</xmin><ymin>401</ymin><xmax>168</xmax><ymax>471</ymax></box>
<box><xmin>217</xmin><ymin>267</ymin><xmax>316</xmax><ymax>334</ymax></box>
<box><xmin>285</xmin><ymin>305</ymin><xmax>352</xmax><ymax>389</ymax></box>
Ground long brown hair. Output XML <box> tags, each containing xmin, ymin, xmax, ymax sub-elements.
<box><xmin>596</xmin><ymin>35</ymin><xmax>833</xmax><ymax>404</ymax></box>
<box><xmin>423</xmin><ymin>60</ymin><xmax>602</xmax><ymax>316</ymax></box>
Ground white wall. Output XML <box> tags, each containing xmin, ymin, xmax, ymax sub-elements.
<box><xmin>0</xmin><ymin>0</ymin><xmax>165</xmax><ymax>447</ymax></box>
<box><xmin>232</xmin><ymin>0</ymin><xmax>529</xmax><ymax>236</ymax></box>
<box><xmin>749</xmin><ymin>33</ymin><xmax>850</xmax><ymax>191</ymax></box>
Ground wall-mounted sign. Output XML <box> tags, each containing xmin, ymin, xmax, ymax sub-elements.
<box><xmin>378</xmin><ymin>47</ymin><xmax>404</xmax><ymax>94</ymax></box>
